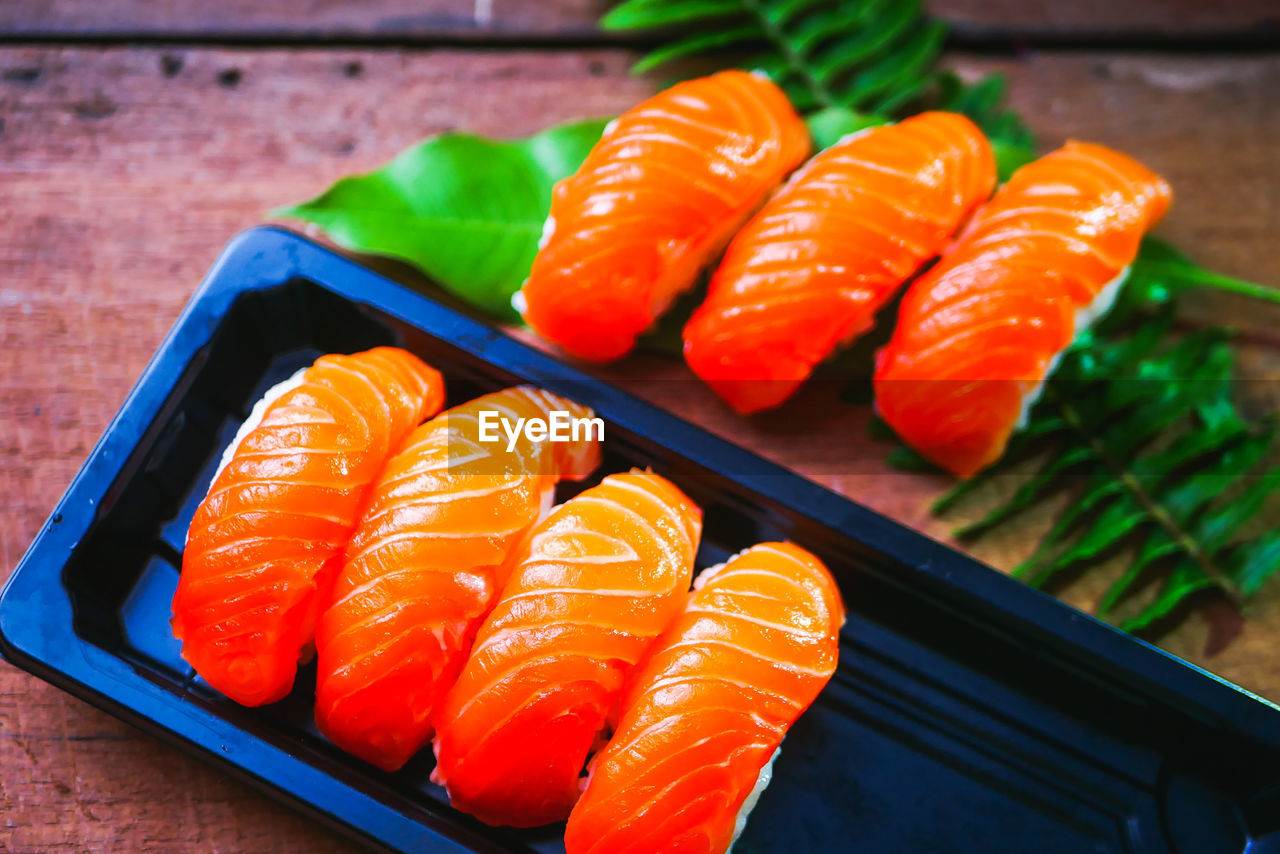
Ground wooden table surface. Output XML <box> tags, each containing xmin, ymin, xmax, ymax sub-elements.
<box><xmin>3</xmin><ymin>2</ymin><xmax>1279</xmax><ymax>851</ymax></box>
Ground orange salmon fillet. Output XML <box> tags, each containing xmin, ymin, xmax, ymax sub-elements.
<box><xmin>314</xmin><ymin>387</ymin><xmax>603</xmax><ymax>771</ymax></box>
<box><xmin>172</xmin><ymin>347</ymin><xmax>444</xmax><ymax>706</ymax></box>
<box><xmin>519</xmin><ymin>70</ymin><xmax>810</xmax><ymax>362</ymax></box>
<box><xmin>875</xmin><ymin>141</ymin><xmax>1173</xmax><ymax>478</ymax></box>
<box><xmin>432</xmin><ymin>469</ymin><xmax>702</xmax><ymax>827</ymax></box>
<box><xmin>684</xmin><ymin>112</ymin><xmax>995</xmax><ymax>415</ymax></box>
<box><xmin>565</xmin><ymin>542</ymin><xmax>844</xmax><ymax>854</ymax></box>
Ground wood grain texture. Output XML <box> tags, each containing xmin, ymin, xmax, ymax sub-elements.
<box><xmin>1</xmin><ymin>44</ymin><xmax>1279</xmax><ymax>851</ymax></box>
<box><xmin>0</xmin><ymin>0</ymin><xmax>1276</xmax><ymax>41</ymax></box>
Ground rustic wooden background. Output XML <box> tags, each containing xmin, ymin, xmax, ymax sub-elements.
<box><xmin>3</xmin><ymin>1</ymin><xmax>1280</xmax><ymax>851</ymax></box>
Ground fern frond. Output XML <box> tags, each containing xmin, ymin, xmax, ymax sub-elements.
<box><xmin>907</xmin><ymin>253</ymin><xmax>1280</xmax><ymax>635</ymax></box>
<box><xmin>604</xmin><ymin>0</ymin><xmax>946</xmax><ymax>114</ymax></box>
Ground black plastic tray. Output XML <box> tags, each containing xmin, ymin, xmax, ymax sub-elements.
<box><xmin>3</xmin><ymin>227</ymin><xmax>1278</xmax><ymax>853</ymax></box>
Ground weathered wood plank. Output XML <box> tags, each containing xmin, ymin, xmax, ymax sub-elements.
<box><xmin>0</xmin><ymin>0</ymin><xmax>1276</xmax><ymax>41</ymax></box>
<box><xmin>2</xmin><ymin>45</ymin><xmax>1279</xmax><ymax>851</ymax></box>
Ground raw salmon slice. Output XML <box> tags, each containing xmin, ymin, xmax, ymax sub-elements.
<box><xmin>518</xmin><ymin>70</ymin><xmax>810</xmax><ymax>362</ymax></box>
<box><xmin>875</xmin><ymin>140</ymin><xmax>1173</xmax><ymax>478</ymax></box>
<box><xmin>432</xmin><ymin>469</ymin><xmax>702</xmax><ymax>827</ymax></box>
<box><xmin>684</xmin><ymin>111</ymin><xmax>996</xmax><ymax>414</ymax></box>
<box><xmin>172</xmin><ymin>347</ymin><xmax>444</xmax><ymax>707</ymax></box>
<box><xmin>565</xmin><ymin>542</ymin><xmax>844</xmax><ymax>854</ymax></box>
<box><xmin>314</xmin><ymin>387</ymin><xmax>603</xmax><ymax>771</ymax></box>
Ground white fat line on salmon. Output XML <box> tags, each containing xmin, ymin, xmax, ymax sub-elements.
<box><xmin>476</xmin><ymin>410</ymin><xmax>604</xmax><ymax>453</ymax></box>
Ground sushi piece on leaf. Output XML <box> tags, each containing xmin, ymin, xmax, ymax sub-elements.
<box><xmin>875</xmin><ymin>140</ymin><xmax>1173</xmax><ymax>479</ymax></box>
<box><xmin>683</xmin><ymin>111</ymin><xmax>996</xmax><ymax>415</ymax></box>
<box><xmin>518</xmin><ymin>70</ymin><xmax>810</xmax><ymax>362</ymax></box>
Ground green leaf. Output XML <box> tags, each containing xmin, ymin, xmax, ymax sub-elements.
<box><xmin>837</xmin><ymin>20</ymin><xmax>947</xmax><ymax>108</ymax></box>
<box><xmin>953</xmin><ymin>445</ymin><xmax>1093</xmax><ymax>539</ymax></box>
<box><xmin>804</xmin><ymin>107</ymin><xmax>888</xmax><ymax>150</ymax></box>
<box><xmin>793</xmin><ymin>2</ymin><xmax>885</xmax><ymax>61</ymax></box>
<box><xmin>1098</xmin><ymin>535</ymin><xmax>1177</xmax><ymax>616</ymax></box>
<box><xmin>602</xmin><ymin>0</ymin><xmax>744</xmax><ymax>30</ymax></box>
<box><xmin>632</xmin><ymin>25</ymin><xmax>762</xmax><ymax>73</ymax></box>
<box><xmin>1226</xmin><ymin>532</ymin><xmax>1280</xmax><ymax>597</ymax></box>
<box><xmin>1024</xmin><ymin>496</ymin><xmax>1147</xmax><ymax>588</ymax></box>
<box><xmin>884</xmin><ymin>445</ymin><xmax>940</xmax><ymax>472</ymax></box>
<box><xmin>1097</xmin><ymin>424</ymin><xmax>1270</xmax><ymax>616</ymax></box>
<box><xmin>1154</xmin><ymin>427</ymin><xmax>1271</xmax><ymax>525</ymax></box>
<box><xmin>1194</xmin><ymin>466</ymin><xmax>1280</xmax><ymax>552</ymax></box>
<box><xmin>603</xmin><ymin>0</ymin><xmax>946</xmax><ymax>115</ymax></box>
<box><xmin>809</xmin><ymin>0</ymin><xmax>920</xmax><ymax>72</ymax></box>
<box><xmin>990</xmin><ymin>140</ymin><xmax>1037</xmax><ymax>183</ymax></box>
<box><xmin>275</xmin><ymin>118</ymin><xmax>609</xmax><ymax>319</ymax></box>
<box><xmin>927</xmin><ymin>269</ymin><xmax>1279</xmax><ymax>635</ymax></box>
<box><xmin>1132</xmin><ymin>237</ymin><xmax>1280</xmax><ymax>306</ymax></box>
<box><xmin>1121</xmin><ymin>561</ymin><xmax>1218</xmax><ymax>633</ymax></box>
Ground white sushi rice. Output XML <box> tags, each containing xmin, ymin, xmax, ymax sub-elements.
<box><xmin>511</xmin><ymin>212</ymin><xmax>558</xmax><ymax>319</ymax></box>
<box><xmin>1014</xmin><ymin>266</ymin><xmax>1129</xmax><ymax>429</ymax></box>
<box><xmin>210</xmin><ymin>367</ymin><xmax>308</xmax><ymax>487</ymax></box>
<box><xmin>691</xmin><ymin>553</ymin><xmax>784</xmax><ymax>849</ymax></box>
<box><xmin>691</xmin><ymin>548</ymin><xmax>750</xmax><ymax>591</ymax></box>
<box><xmin>731</xmin><ymin>746</ymin><xmax>781</xmax><ymax>851</ymax></box>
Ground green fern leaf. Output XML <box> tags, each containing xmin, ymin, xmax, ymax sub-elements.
<box><xmin>1195</xmin><ymin>466</ymin><xmax>1280</xmax><ymax>552</ymax></box>
<box><xmin>1098</xmin><ymin>536</ymin><xmax>1179</xmax><ymax>616</ymax></box>
<box><xmin>1009</xmin><ymin>472</ymin><xmax>1124</xmax><ymax>581</ymax></box>
<box><xmin>1227</xmin><ymin>532</ymin><xmax>1280</xmax><ymax>597</ymax></box>
<box><xmin>1021</xmin><ymin>493</ymin><xmax>1146</xmax><ymax>587</ymax></box>
<box><xmin>925</xmin><ymin>265</ymin><xmax>1280</xmax><ymax>635</ymax></box>
<box><xmin>1132</xmin><ymin>237</ymin><xmax>1280</xmax><ymax>307</ymax></box>
<box><xmin>1097</xmin><ymin>425</ymin><xmax>1273</xmax><ymax>616</ymax></box>
<box><xmin>603</xmin><ymin>0</ymin><xmax>946</xmax><ymax>115</ymax></box>
<box><xmin>794</xmin><ymin>3</ymin><xmax>885</xmax><ymax>61</ymax></box>
<box><xmin>953</xmin><ymin>446</ymin><xmax>1093</xmax><ymax>540</ymax></box>
<box><xmin>631</xmin><ymin>26</ymin><xmax>762</xmax><ymax>73</ymax></box>
<box><xmin>601</xmin><ymin>0</ymin><xmax>744</xmax><ymax>29</ymax></box>
<box><xmin>1121</xmin><ymin>561</ymin><xmax>1218</xmax><ymax>633</ymax></box>
<box><xmin>808</xmin><ymin>0</ymin><xmax>921</xmax><ymax>71</ymax></box>
<box><xmin>837</xmin><ymin>21</ymin><xmax>947</xmax><ymax>109</ymax></box>
<box><xmin>884</xmin><ymin>445</ymin><xmax>940</xmax><ymax>472</ymax></box>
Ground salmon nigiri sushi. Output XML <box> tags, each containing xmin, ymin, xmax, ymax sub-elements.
<box><xmin>683</xmin><ymin>111</ymin><xmax>996</xmax><ymax>415</ymax></box>
<box><xmin>517</xmin><ymin>70</ymin><xmax>810</xmax><ymax>362</ymax></box>
<box><xmin>874</xmin><ymin>141</ymin><xmax>1173</xmax><ymax>477</ymax></box>
<box><xmin>432</xmin><ymin>469</ymin><xmax>702</xmax><ymax>827</ymax></box>
<box><xmin>314</xmin><ymin>387</ymin><xmax>603</xmax><ymax>771</ymax></box>
<box><xmin>565</xmin><ymin>542</ymin><xmax>844</xmax><ymax>854</ymax></box>
<box><xmin>172</xmin><ymin>347</ymin><xmax>445</xmax><ymax>707</ymax></box>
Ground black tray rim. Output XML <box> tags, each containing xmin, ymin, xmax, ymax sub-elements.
<box><xmin>2</xmin><ymin>226</ymin><xmax>1278</xmax><ymax>852</ymax></box>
